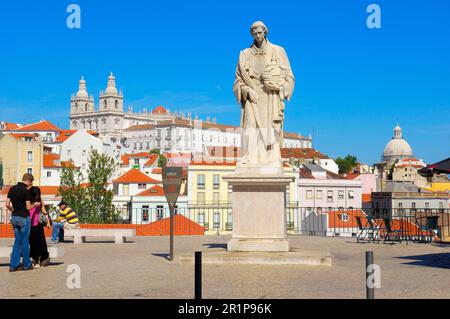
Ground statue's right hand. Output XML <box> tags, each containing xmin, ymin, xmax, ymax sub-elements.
<box><xmin>247</xmin><ymin>89</ymin><xmax>259</xmax><ymax>103</ymax></box>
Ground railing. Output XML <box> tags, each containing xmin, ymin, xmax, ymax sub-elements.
<box><xmin>1</xmin><ymin>206</ymin><xmax>449</xmax><ymax>242</ymax></box>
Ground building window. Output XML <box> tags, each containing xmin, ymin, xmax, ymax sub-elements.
<box><xmin>134</xmin><ymin>159</ymin><xmax>139</xmax><ymax>165</ymax></box>
<box><xmin>213</xmin><ymin>174</ymin><xmax>220</xmax><ymax>189</ymax></box>
<box><xmin>47</xmin><ymin>171</ymin><xmax>51</xmax><ymax>178</ymax></box>
<box><xmin>142</xmin><ymin>205</ymin><xmax>149</xmax><ymax>222</ymax></box>
<box><xmin>348</xmin><ymin>190</ymin><xmax>354</xmax><ymax>200</ymax></box>
<box><xmin>197</xmin><ymin>192</ymin><xmax>205</xmax><ymax>204</ymax></box>
<box><xmin>316</xmin><ymin>190</ymin><xmax>322</xmax><ymax>199</ymax></box>
<box><xmin>156</xmin><ymin>205</ymin><xmax>164</xmax><ymax>220</ymax></box>
<box><xmin>82</xmin><ymin>149</ymin><xmax>86</xmax><ymax>157</ymax></box>
<box><xmin>138</xmin><ymin>184</ymin><xmax>147</xmax><ymax>189</ymax></box>
<box><xmin>197</xmin><ymin>174</ymin><xmax>205</xmax><ymax>189</ymax></box>
<box><xmin>213</xmin><ymin>192</ymin><xmax>220</xmax><ymax>204</ymax></box>
<box><xmin>327</xmin><ymin>190</ymin><xmax>333</xmax><ymax>203</ymax></box>
<box><xmin>425</xmin><ymin>202</ymin><xmax>430</xmax><ymax>208</ymax></box>
<box><xmin>27</xmin><ymin>168</ymin><xmax>33</xmax><ymax>175</ymax></box>
<box><xmin>27</xmin><ymin>151</ymin><xmax>33</xmax><ymax>163</ymax></box>
<box><xmin>197</xmin><ymin>211</ymin><xmax>205</xmax><ymax>226</ymax></box>
<box><xmin>122</xmin><ymin>184</ymin><xmax>129</xmax><ymax>195</ymax></box>
<box><xmin>341</xmin><ymin>213</ymin><xmax>349</xmax><ymax>222</ymax></box>
<box><xmin>338</xmin><ymin>190</ymin><xmax>344</xmax><ymax>200</ymax></box>
<box><xmin>67</xmin><ymin>150</ymin><xmax>71</xmax><ymax>157</ymax></box>
<box><xmin>306</xmin><ymin>190</ymin><xmax>313</xmax><ymax>199</ymax></box>
<box><xmin>139</xmin><ymin>142</ymin><xmax>143</xmax><ymax>150</ymax></box>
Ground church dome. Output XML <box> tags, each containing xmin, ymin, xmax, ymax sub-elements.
<box><xmin>104</xmin><ymin>72</ymin><xmax>118</xmax><ymax>96</ymax></box>
<box><xmin>382</xmin><ymin>124</ymin><xmax>413</xmax><ymax>162</ymax></box>
<box><xmin>75</xmin><ymin>76</ymin><xmax>89</xmax><ymax>98</ymax></box>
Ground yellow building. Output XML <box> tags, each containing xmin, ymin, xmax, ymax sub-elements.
<box><xmin>187</xmin><ymin>160</ymin><xmax>297</xmax><ymax>234</ymax></box>
<box><xmin>0</xmin><ymin>133</ymin><xmax>43</xmax><ymax>186</ymax></box>
<box><xmin>428</xmin><ymin>182</ymin><xmax>450</xmax><ymax>192</ymax></box>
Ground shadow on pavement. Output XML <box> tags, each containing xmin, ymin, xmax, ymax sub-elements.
<box><xmin>0</xmin><ymin>262</ymin><xmax>64</xmax><ymax>268</ymax></box>
<box><xmin>203</xmin><ymin>243</ymin><xmax>227</xmax><ymax>250</ymax></box>
<box><xmin>397</xmin><ymin>253</ymin><xmax>450</xmax><ymax>269</ymax></box>
<box><xmin>151</xmin><ymin>253</ymin><xmax>170</xmax><ymax>260</ymax></box>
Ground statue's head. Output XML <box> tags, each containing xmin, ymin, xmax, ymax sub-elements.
<box><xmin>250</xmin><ymin>21</ymin><xmax>268</xmax><ymax>44</ymax></box>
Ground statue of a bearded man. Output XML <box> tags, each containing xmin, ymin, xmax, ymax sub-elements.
<box><xmin>233</xmin><ymin>21</ymin><xmax>295</xmax><ymax>169</ymax></box>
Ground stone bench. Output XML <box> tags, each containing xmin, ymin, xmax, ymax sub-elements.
<box><xmin>64</xmin><ymin>228</ymin><xmax>136</xmax><ymax>244</ymax></box>
<box><xmin>0</xmin><ymin>246</ymin><xmax>64</xmax><ymax>258</ymax></box>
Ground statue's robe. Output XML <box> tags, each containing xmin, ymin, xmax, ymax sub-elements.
<box><xmin>233</xmin><ymin>40</ymin><xmax>295</xmax><ymax>166</ymax></box>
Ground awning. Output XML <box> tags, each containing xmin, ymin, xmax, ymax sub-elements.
<box><xmin>418</xmin><ymin>157</ymin><xmax>450</xmax><ymax>177</ymax></box>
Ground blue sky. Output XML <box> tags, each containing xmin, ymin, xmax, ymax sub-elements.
<box><xmin>0</xmin><ymin>0</ymin><xmax>449</xmax><ymax>165</ymax></box>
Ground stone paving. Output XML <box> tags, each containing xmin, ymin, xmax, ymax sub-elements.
<box><xmin>1</xmin><ymin>235</ymin><xmax>449</xmax><ymax>299</ymax></box>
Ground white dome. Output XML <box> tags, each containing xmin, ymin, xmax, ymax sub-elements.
<box><xmin>105</xmin><ymin>72</ymin><xmax>118</xmax><ymax>95</ymax></box>
<box><xmin>382</xmin><ymin>124</ymin><xmax>413</xmax><ymax>161</ymax></box>
<box><xmin>75</xmin><ymin>77</ymin><xmax>89</xmax><ymax>98</ymax></box>
<box><xmin>383</xmin><ymin>139</ymin><xmax>413</xmax><ymax>159</ymax></box>
<box><xmin>76</xmin><ymin>90</ymin><xmax>88</xmax><ymax>98</ymax></box>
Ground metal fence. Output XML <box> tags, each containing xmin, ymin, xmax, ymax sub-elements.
<box><xmin>1</xmin><ymin>205</ymin><xmax>449</xmax><ymax>242</ymax></box>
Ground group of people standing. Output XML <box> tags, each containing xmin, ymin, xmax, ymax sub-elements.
<box><xmin>5</xmin><ymin>173</ymin><xmax>79</xmax><ymax>272</ymax></box>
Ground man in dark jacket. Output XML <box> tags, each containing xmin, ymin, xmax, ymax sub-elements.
<box><xmin>6</xmin><ymin>173</ymin><xmax>41</xmax><ymax>272</ymax></box>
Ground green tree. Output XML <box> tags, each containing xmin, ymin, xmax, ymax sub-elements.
<box><xmin>149</xmin><ymin>149</ymin><xmax>160</xmax><ymax>155</ymax></box>
<box><xmin>58</xmin><ymin>151</ymin><xmax>119</xmax><ymax>224</ymax></box>
<box><xmin>85</xmin><ymin>149</ymin><xmax>119</xmax><ymax>223</ymax></box>
<box><xmin>335</xmin><ymin>155</ymin><xmax>358</xmax><ymax>174</ymax></box>
<box><xmin>58</xmin><ymin>161</ymin><xmax>88</xmax><ymax>220</ymax></box>
<box><xmin>158</xmin><ymin>154</ymin><xmax>167</xmax><ymax>168</ymax></box>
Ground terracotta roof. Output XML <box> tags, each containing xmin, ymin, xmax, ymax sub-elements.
<box><xmin>114</xmin><ymin>169</ymin><xmax>162</xmax><ymax>184</ymax></box>
<box><xmin>136</xmin><ymin>185</ymin><xmax>165</xmax><ymax>197</ymax></box>
<box><xmin>152</xmin><ymin>168</ymin><xmax>162</xmax><ymax>174</ymax></box>
<box><xmin>299</xmin><ymin>167</ymin><xmax>315</xmax><ymax>178</ymax></box>
<box><xmin>345</xmin><ymin>173</ymin><xmax>361</xmax><ymax>180</ymax></box>
<box><xmin>284</xmin><ymin>132</ymin><xmax>312</xmax><ymax>140</ymax></box>
<box><xmin>2</xmin><ymin>122</ymin><xmax>20</xmax><ymax>130</ymax></box>
<box><xmin>13</xmin><ymin>120</ymin><xmax>60</xmax><ymax>131</ymax></box>
<box><xmin>121</xmin><ymin>152</ymin><xmax>153</xmax><ymax>165</ymax></box>
<box><xmin>362</xmin><ymin>194</ymin><xmax>372</xmax><ymax>203</ymax></box>
<box><xmin>1</xmin><ymin>186</ymin><xmax>60</xmax><ymax>196</ymax></box>
<box><xmin>39</xmin><ymin>186</ymin><xmax>60</xmax><ymax>195</ymax></box>
<box><xmin>326</xmin><ymin>171</ymin><xmax>345</xmax><ymax>179</ymax></box>
<box><xmin>43</xmin><ymin>153</ymin><xmax>61</xmax><ymax>168</ymax></box>
<box><xmin>401</xmin><ymin>157</ymin><xmax>419</xmax><ymax>161</ymax></box>
<box><xmin>281</xmin><ymin>148</ymin><xmax>329</xmax><ymax>160</ymax></box>
<box><xmin>152</xmin><ymin>105</ymin><xmax>168</xmax><ymax>114</ymax></box>
<box><xmin>55</xmin><ymin>130</ymin><xmax>98</xmax><ymax>143</ymax></box>
<box><xmin>61</xmin><ymin>161</ymin><xmax>76</xmax><ymax>169</ymax></box>
<box><xmin>164</xmin><ymin>152</ymin><xmax>192</xmax><ymax>159</ymax></box>
<box><xmin>143</xmin><ymin>154</ymin><xmax>158</xmax><ymax>167</ymax></box>
<box><xmin>190</xmin><ymin>161</ymin><xmax>237</xmax><ymax>166</ymax></box>
<box><xmin>123</xmin><ymin>124</ymin><xmax>154</xmax><ymax>131</ymax></box>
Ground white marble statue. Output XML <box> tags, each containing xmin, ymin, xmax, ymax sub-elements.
<box><xmin>233</xmin><ymin>21</ymin><xmax>295</xmax><ymax>167</ymax></box>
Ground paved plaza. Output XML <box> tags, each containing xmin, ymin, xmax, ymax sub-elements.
<box><xmin>1</xmin><ymin>235</ymin><xmax>450</xmax><ymax>299</ymax></box>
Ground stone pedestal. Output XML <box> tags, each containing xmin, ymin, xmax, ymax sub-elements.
<box><xmin>223</xmin><ymin>166</ymin><xmax>294</xmax><ymax>252</ymax></box>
